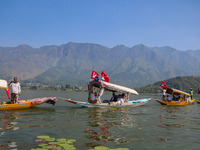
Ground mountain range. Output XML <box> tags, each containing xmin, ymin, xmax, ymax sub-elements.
<box><xmin>0</xmin><ymin>42</ymin><xmax>200</xmax><ymax>88</ymax></box>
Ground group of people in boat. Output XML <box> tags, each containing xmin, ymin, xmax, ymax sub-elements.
<box><xmin>162</xmin><ymin>88</ymin><xmax>193</xmax><ymax>103</ymax></box>
<box><xmin>107</xmin><ymin>92</ymin><xmax>127</xmax><ymax>105</ymax></box>
<box><xmin>89</xmin><ymin>92</ymin><xmax>127</xmax><ymax>105</ymax></box>
<box><xmin>165</xmin><ymin>95</ymin><xmax>183</xmax><ymax>102</ymax></box>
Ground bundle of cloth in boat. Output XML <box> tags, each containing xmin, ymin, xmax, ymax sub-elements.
<box><xmin>26</xmin><ymin>97</ymin><xmax>57</xmax><ymax>105</ymax></box>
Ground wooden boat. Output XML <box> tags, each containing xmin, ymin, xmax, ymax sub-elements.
<box><xmin>66</xmin><ymin>98</ymin><xmax>151</xmax><ymax>108</ymax></box>
<box><xmin>0</xmin><ymin>79</ymin><xmax>57</xmax><ymax>110</ymax></box>
<box><xmin>0</xmin><ymin>97</ymin><xmax>57</xmax><ymax>111</ymax></box>
<box><xmin>65</xmin><ymin>79</ymin><xmax>151</xmax><ymax>108</ymax></box>
<box><xmin>156</xmin><ymin>87</ymin><xmax>195</xmax><ymax>105</ymax></box>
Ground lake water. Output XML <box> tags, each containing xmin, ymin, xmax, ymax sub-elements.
<box><xmin>0</xmin><ymin>90</ymin><xmax>200</xmax><ymax>150</ymax></box>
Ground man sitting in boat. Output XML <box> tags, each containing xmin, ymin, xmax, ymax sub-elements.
<box><xmin>116</xmin><ymin>94</ymin><xmax>125</xmax><ymax>105</ymax></box>
<box><xmin>186</xmin><ymin>96</ymin><xmax>192</xmax><ymax>103</ymax></box>
<box><xmin>103</xmin><ymin>92</ymin><xmax>117</xmax><ymax>103</ymax></box>
<box><xmin>89</xmin><ymin>92</ymin><xmax>98</xmax><ymax>104</ymax></box>
<box><xmin>172</xmin><ymin>94</ymin><xmax>178</xmax><ymax>101</ymax></box>
<box><xmin>166</xmin><ymin>95</ymin><xmax>171</xmax><ymax>102</ymax></box>
<box><xmin>109</xmin><ymin>92</ymin><xmax>118</xmax><ymax>102</ymax></box>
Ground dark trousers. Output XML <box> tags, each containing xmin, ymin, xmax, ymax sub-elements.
<box><xmin>11</xmin><ymin>93</ymin><xmax>19</xmax><ymax>104</ymax></box>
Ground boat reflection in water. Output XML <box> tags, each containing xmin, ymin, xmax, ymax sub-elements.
<box><xmin>0</xmin><ymin>108</ymin><xmax>56</xmax><ymax>149</ymax></box>
<box><xmin>84</xmin><ymin>107</ymin><xmax>140</xmax><ymax>149</ymax></box>
<box><xmin>156</xmin><ymin>106</ymin><xmax>194</xmax><ymax>142</ymax></box>
<box><xmin>1</xmin><ymin>111</ymin><xmax>21</xmax><ymax>131</ymax></box>
<box><xmin>0</xmin><ymin>111</ymin><xmax>21</xmax><ymax>149</ymax></box>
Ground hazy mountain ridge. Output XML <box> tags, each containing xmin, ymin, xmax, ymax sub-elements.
<box><xmin>0</xmin><ymin>42</ymin><xmax>200</xmax><ymax>88</ymax></box>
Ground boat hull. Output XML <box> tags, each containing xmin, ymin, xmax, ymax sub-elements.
<box><xmin>65</xmin><ymin>98</ymin><xmax>151</xmax><ymax>108</ymax></box>
<box><xmin>156</xmin><ymin>99</ymin><xmax>195</xmax><ymax>105</ymax></box>
<box><xmin>0</xmin><ymin>101</ymin><xmax>32</xmax><ymax>110</ymax></box>
<box><xmin>0</xmin><ymin>97</ymin><xmax>57</xmax><ymax>111</ymax></box>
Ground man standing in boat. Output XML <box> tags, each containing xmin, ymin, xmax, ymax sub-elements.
<box><xmin>162</xmin><ymin>88</ymin><xmax>166</xmax><ymax>101</ymax></box>
<box><xmin>160</xmin><ymin>81</ymin><xmax>167</xmax><ymax>101</ymax></box>
<box><xmin>189</xmin><ymin>88</ymin><xmax>194</xmax><ymax>100</ymax></box>
<box><xmin>9</xmin><ymin>77</ymin><xmax>21</xmax><ymax>104</ymax></box>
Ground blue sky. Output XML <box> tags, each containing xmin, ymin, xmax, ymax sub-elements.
<box><xmin>0</xmin><ymin>0</ymin><xmax>200</xmax><ymax>50</ymax></box>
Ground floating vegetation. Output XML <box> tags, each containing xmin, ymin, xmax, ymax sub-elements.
<box><xmin>32</xmin><ymin>136</ymin><xmax>77</xmax><ymax>150</ymax></box>
<box><xmin>31</xmin><ymin>135</ymin><xmax>129</xmax><ymax>150</ymax></box>
<box><xmin>88</xmin><ymin>146</ymin><xmax>129</xmax><ymax>150</ymax></box>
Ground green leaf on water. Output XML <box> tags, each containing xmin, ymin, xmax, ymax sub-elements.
<box><xmin>38</xmin><ymin>143</ymin><xmax>48</xmax><ymax>147</ymax></box>
<box><xmin>94</xmin><ymin>146</ymin><xmax>110</xmax><ymax>150</ymax></box>
<box><xmin>45</xmin><ymin>138</ymin><xmax>55</xmax><ymax>141</ymax></box>
<box><xmin>68</xmin><ymin>139</ymin><xmax>76</xmax><ymax>142</ymax></box>
<box><xmin>115</xmin><ymin>148</ymin><xmax>129</xmax><ymax>150</ymax></box>
<box><xmin>48</xmin><ymin>142</ymin><xmax>58</xmax><ymax>145</ymax></box>
<box><xmin>35</xmin><ymin>148</ymin><xmax>48</xmax><ymax>150</ymax></box>
<box><xmin>36</xmin><ymin>135</ymin><xmax>50</xmax><ymax>139</ymax></box>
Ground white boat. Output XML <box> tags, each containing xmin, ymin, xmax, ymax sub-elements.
<box><xmin>65</xmin><ymin>80</ymin><xmax>151</xmax><ymax>107</ymax></box>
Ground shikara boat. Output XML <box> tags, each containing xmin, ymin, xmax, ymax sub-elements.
<box><xmin>0</xmin><ymin>79</ymin><xmax>57</xmax><ymax>110</ymax></box>
<box><xmin>156</xmin><ymin>87</ymin><xmax>195</xmax><ymax>105</ymax></box>
<box><xmin>65</xmin><ymin>79</ymin><xmax>151</xmax><ymax>108</ymax></box>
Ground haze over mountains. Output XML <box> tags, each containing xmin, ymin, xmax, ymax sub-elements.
<box><xmin>0</xmin><ymin>42</ymin><xmax>200</xmax><ymax>88</ymax></box>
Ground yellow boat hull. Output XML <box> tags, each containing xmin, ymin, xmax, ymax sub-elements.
<box><xmin>156</xmin><ymin>99</ymin><xmax>195</xmax><ymax>105</ymax></box>
<box><xmin>0</xmin><ymin>97</ymin><xmax>57</xmax><ymax>111</ymax></box>
<box><xmin>0</xmin><ymin>100</ymin><xmax>46</xmax><ymax>111</ymax></box>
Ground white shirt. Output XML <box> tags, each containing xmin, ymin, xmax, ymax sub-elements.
<box><xmin>117</xmin><ymin>98</ymin><xmax>124</xmax><ymax>104</ymax></box>
<box><xmin>92</xmin><ymin>95</ymin><xmax>97</xmax><ymax>101</ymax></box>
<box><xmin>166</xmin><ymin>96</ymin><xmax>171</xmax><ymax>100</ymax></box>
<box><xmin>163</xmin><ymin>89</ymin><xmax>166</xmax><ymax>96</ymax></box>
<box><xmin>10</xmin><ymin>82</ymin><xmax>21</xmax><ymax>94</ymax></box>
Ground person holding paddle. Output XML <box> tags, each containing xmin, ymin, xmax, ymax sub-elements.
<box><xmin>9</xmin><ymin>77</ymin><xmax>21</xmax><ymax>104</ymax></box>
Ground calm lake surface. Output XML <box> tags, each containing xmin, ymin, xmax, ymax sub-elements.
<box><xmin>0</xmin><ymin>90</ymin><xmax>200</xmax><ymax>150</ymax></box>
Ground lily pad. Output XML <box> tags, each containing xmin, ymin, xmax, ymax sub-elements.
<box><xmin>36</xmin><ymin>135</ymin><xmax>50</xmax><ymax>139</ymax></box>
<box><xmin>35</xmin><ymin>139</ymin><xmax>46</xmax><ymax>143</ymax></box>
<box><xmin>45</xmin><ymin>138</ymin><xmax>55</xmax><ymax>141</ymax></box>
<box><xmin>48</xmin><ymin>142</ymin><xmax>58</xmax><ymax>145</ymax></box>
<box><xmin>54</xmin><ymin>146</ymin><xmax>63</xmax><ymax>150</ymax></box>
<box><xmin>57</xmin><ymin>141</ymin><xmax>69</xmax><ymax>145</ymax></box>
<box><xmin>115</xmin><ymin>148</ymin><xmax>129</xmax><ymax>150</ymax></box>
<box><xmin>59</xmin><ymin>143</ymin><xmax>76</xmax><ymax>149</ymax></box>
<box><xmin>68</xmin><ymin>139</ymin><xmax>76</xmax><ymax>142</ymax></box>
<box><xmin>41</xmin><ymin>145</ymin><xmax>53</xmax><ymax>149</ymax></box>
<box><xmin>94</xmin><ymin>146</ymin><xmax>110</xmax><ymax>150</ymax></box>
<box><xmin>38</xmin><ymin>143</ymin><xmax>48</xmax><ymax>147</ymax></box>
